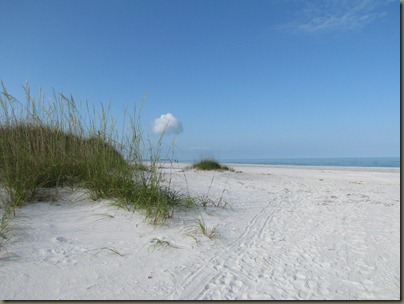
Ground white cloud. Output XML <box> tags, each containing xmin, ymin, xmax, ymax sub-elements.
<box><xmin>282</xmin><ymin>0</ymin><xmax>393</xmax><ymax>34</ymax></box>
<box><xmin>152</xmin><ymin>113</ymin><xmax>183</xmax><ymax>135</ymax></box>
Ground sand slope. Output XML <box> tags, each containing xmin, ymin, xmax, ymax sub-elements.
<box><xmin>0</xmin><ymin>163</ymin><xmax>400</xmax><ymax>300</ymax></box>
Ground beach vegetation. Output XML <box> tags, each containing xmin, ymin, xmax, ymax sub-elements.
<box><xmin>196</xmin><ymin>217</ymin><xmax>219</xmax><ymax>239</ymax></box>
<box><xmin>198</xmin><ymin>194</ymin><xmax>229</xmax><ymax>209</ymax></box>
<box><xmin>192</xmin><ymin>158</ymin><xmax>232</xmax><ymax>171</ymax></box>
<box><xmin>93</xmin><ymin>246</ymin><xmax>124</xmax><ymax>257</ymax></box>
<box><xmin>0</xmin><ymin>221</ymin><xmax>11</xmax><ymax>250</ymax></box>
<box><xmin>197</xmin><ymin>176</ymin><xmax>230</xmax><ymax>209</ymax></box>
<box><xmin>0</xmin><ymin>218</ymin><xmax>17</xmax><ymax>260</ymax></box>
<box><xmin>0</xmin><ymin>81</ymin><xmax>196</xmax><ymax>226</ymax></box>
<box><xmin>148</xmin><ymin>237</ymin><xmax>180</xmax><ymax>252</ymax></box>
<box><xmin>184</xmin><ymin>216</ymin><xmax>219</xmax><ymax>241</ymax></box>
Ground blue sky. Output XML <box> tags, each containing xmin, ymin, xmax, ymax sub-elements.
<box><xmin>0</xmin><ymin>0</ymin><xmax>399</xmax><ymax>160</ymax></box>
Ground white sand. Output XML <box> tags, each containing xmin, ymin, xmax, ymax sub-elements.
<box><xmin>0</xmin><ymin>163</ymin><xmax>400</xmax><ymax>300</ymax></box>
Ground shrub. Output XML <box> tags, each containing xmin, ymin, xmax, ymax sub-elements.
<box><xmin>192</xmin><ymin>158</ymin><xmax>231</xmax><ymax>171</ymax></box>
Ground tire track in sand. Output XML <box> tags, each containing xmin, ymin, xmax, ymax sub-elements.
<box><xmin>193</xmin><ymin>177</ymin><xmax>308</xmax><ymax>300</ymax></box>
<box><xmin>169</xmin><ymin>177</ymin><xmax>297</xmax><ymax>300</ymax></box>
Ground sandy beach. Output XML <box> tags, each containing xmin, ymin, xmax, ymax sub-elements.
<box><xmin>0</xmin><ymin>163</ymin><xmax>400</xmax><ymax>300</ymax></box>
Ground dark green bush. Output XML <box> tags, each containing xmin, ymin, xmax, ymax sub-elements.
<box><xmin>192</xmin><ymin>159</ymin><xmax>231</xmax><ymax>171</ymax></box>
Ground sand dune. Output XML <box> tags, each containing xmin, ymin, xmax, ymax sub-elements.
<box><xmin>0</xmin><ymin>163</ymin><xmax>400</xmax><ymax>300</ymax></box>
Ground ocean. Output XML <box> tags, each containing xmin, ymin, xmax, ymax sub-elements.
<box><xmin>218</xmin><ymin>157</ymin><xmax>400</xmax><ymax>168</ymax></box>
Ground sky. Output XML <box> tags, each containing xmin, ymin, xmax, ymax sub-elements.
<box><xmin>0</xmin><ymin>0</ymin><xmax>400</xmax><ymax>161</ymax></box>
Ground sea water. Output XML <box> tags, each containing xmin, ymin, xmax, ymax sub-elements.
<box><xmin>219</xmin><ymin>157</ymin><xmax>400</xmax><ymax>168</ymax></box>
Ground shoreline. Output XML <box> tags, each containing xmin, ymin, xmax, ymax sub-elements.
<box><xmin>223</xmin><ymin>163</ymin><xmax>400</xmax><ymax>173</ymax></box>
<box><xmin>166</xmin><ymin>161</ymin><xmax>400</xmax><ymax>173</ymax></box>
<box><xmin>171</xmin><ymin>156</ymin><xmax>400</xmax><ymax>169</ymax></box>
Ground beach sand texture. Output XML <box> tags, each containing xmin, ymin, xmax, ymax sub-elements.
<box><xmin>0</xmin><ymin>163</ymin><xmax>400</xmax><ymax>300</ymax></box>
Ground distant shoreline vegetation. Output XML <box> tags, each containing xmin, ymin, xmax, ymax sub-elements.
<box><xmin>192</xmin><ymin>158</ymin><xmax>232</xmax><ymax>171</ymax></box>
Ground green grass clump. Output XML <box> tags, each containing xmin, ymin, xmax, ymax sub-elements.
<box><xmin>192</xmin><ymin>158</ymin><xmax>231</xmax><ymax>171</ymax></box>
<box><xmin>0</xmin><ymin>81</ymin><xmax>195</xmax><ymax>225</ymax></box>
<box><xmin>0</xmin><ymin>125</ymin><xmax>130</xmax><ymax>204</ymax></box>
<box><xmin>184</xmin><ymin>216</ymin><xmax>219</xmax><ymax>241</ymax></box>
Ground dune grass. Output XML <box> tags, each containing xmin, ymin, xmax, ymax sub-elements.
<box><xmin>192</xmin><ymin>158</ymin><xmax>231</xmax><ymax>171</ymax></box>
<box><xmin>184</xmin><ymin>216</ymin><xmax>219</xmax><ymax>241</ymax></box>
<box><xmin>148</xmin><ymin>237</ymin><xmax>180</xmax><ymax>253</ymax></box>
<box><xmin>0</xmin><ymin>82</ymin><xmax>195</xmax><ymax>226</ymax></box>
